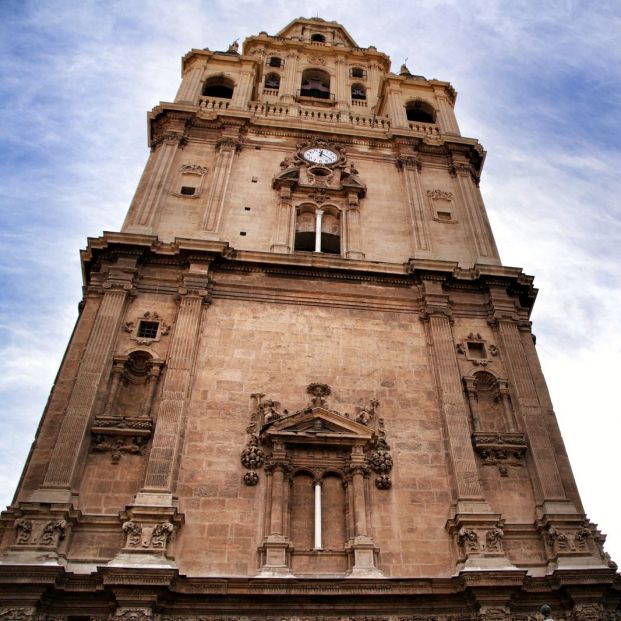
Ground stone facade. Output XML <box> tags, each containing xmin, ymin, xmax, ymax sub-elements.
<box><xmin>0</xmin><ymin>16</ymin><xmax>618</xmax><ymax>621</ymax></box>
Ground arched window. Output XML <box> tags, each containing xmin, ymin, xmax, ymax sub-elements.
<box><xmin>321</xmin><ymin>210</ymin><xmax>341</xmax><ymax>254</ymax></box>
<box><xmin>267</xmin><ymin>56</ymin><xmax>283</xmax><ymax>68</ymax></box>
<box><xmin>300</xmin><ymin>68</ymin><xmax>331</xmax><ymax>100</ymax></box>
<box><xmin>351</xmin><ymin>83</ymin><xmax>366</xmax><ymax>101</ymax></box>
<box><xmin>294</xmin><ymin>209</ymin><xmax>316</xmax><ymax>251</ymax></box>
<box><xmin>264</xmin><ymin>72</ymin><xmax>280</xmax><ymax>90</ymax></box>
<box><xmin>294</xmin><ymin>206</ymin><xmax>341</xmax><ymax>254</ymax></box>
<box><xmin>405</xmin><ymin>99</ymin><xmax>436</xmax><ymax>123</ymax></box>
<box><xmin>290</xmin><ymin>472</ymin><xmax>315</xmax><ymax>550</ymax></box>
<box><xmin>202</xmin><ymin>76</ymin><xmax>235</xmax><ymax>99</ymax></box>
<box><xmin>311</xmin><ymin>33</ymin><xmax>326</xmax><ymax>42</ymax></box>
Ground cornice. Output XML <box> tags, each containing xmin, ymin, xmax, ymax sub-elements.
<box><xmin>79</xmin><ymin>234</ymin><xmax>537</xmax><ymax>313</ymax></box>
<box><xmin>145</xmin><ymin>104</ymin><xmax>487</xmax><ymax>171</ymax></box>
<box><xmin>0</xmin><ymin>564</ymin><xmax>618</xmax><ymax>600</ymax></box>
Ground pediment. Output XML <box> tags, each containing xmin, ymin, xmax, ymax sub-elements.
<box><xmin>276</xmin><ymin>18</ymin><xmax>358</xmax><ymax>48</ymax></box>
<box><xmin>263</xmin><ymin>407</ymin><xmax>374</xmax><ymax>444</ymax></box>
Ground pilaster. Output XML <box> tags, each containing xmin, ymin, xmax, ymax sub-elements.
<box><xmin>270</xmin><ymin>186</ymin><xmax>294</xmax><ymax>253</ymax></box>
<box><xmin>487</xmin><ymin>286</ymin><xmax>568</xmax><ymax>504</ymax></box>
<box><xmin>124</xmin><ymin>131</ymin><xmax>186</xmax><ymax>235</ymax></box>
<box><xmin>257</xmin><ymin>442</ymin><xmax>293</xmax><ymax>577</ymax></box>
<box><xmin>31</xmin><ymin>255</ymin><xmax>138</xmax><ymax>504</ymax></box>
<box><xmin>137</xmin><ymin>261</ymin><xmax>211</xmax><ymax>503</ymax></box>
<box><xmin>397</xmin><ymin>154</ymin><xmax>432</xmax><ymax>258</ymax></box>
<box><xmin>199</xmin><ymin>136</ymin><xmax>241</xmax><ymax>235</ymax></box>
<box><xmin>450</xmin><ymin>159</ymin><xmax>499</xmax><ymax>265</ymax></box>
<box><xmin>174</xmin><ymin>62</ymin><xmax>204</xmax><ymax>104</ymax></box>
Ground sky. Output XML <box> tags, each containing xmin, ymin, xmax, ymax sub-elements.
<box><xmin>0</xmin><ymin>0</ymin><xmax>620</xmax><ymax>566</ymax></box>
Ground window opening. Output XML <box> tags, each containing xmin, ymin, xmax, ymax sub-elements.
<box><xmin>405</xmin><ymin>99</ymin><xmax>435</xmax><ymax>123</ymax></box>
<box><xmin>294</xmin><ymin>211</ymin><xmax>316</xmax><ymax>252</ymax></box>
<box><xmin>180</xmin><ymin>186</ymin><xmax>196</xmax><ymax>196</ymax></box>
<box><xmin>351</xmin><ymin>83</ymin><xmax>366</xmax><ymax>100</ymax></box>
<box><xmin>467</xmin><ymin>341</ymin><xmax>487</xmax><ymax>359</ymax></box>
<box><xmin>300</xmin><ymin>68</ymin><xmax>331</xmax><ymax>100</ymax></box>
<box><xmin>203</xmin><ymin>76</ymin><xmax>234</xmax><ymax>99</ymax></box>
<box><xmin>311</xmin><ymin>34</ymin><xmax>326</xmax><ymax>42</ymax></box>
<box><xmin>264</xmin><ymin>73</ymin><xmax>280</xmax><ymax>90</ymax></box>
<box><xmin>267</xmin><ymin>56</ymin><xmax>283</xmax><ymax>68</ymax></box>
<box><xmin>137</xmin><ymin>321</ymin><xmax>159</xmax><ymax>339</ymax></box>
<box><xmin>350</xmin><ymin>67</ymin><xmax>366</xmax><ymax>78</ymax></box>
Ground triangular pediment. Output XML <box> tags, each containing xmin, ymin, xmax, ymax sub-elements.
<box><xmin>276</xmin><ymin>18</ymin><xmax>358</xmax><ymax>48</ymax></box>
<box><xmin>263</xmin><ymin>406</ymin><xmax>373</xmax><ymax>444</ymax></box>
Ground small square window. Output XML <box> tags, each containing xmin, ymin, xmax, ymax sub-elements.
<box><xmin>244</xmin><ymin>207</ymin><xmax>251</xmax><ymax>211</ymax></box>
<box><xmin>240</xmin><ymin>231</ymin><xmax>247</xmax><ymax>236</ymax></box>
<box><xmin>180</xmin><ymin>186</ymin><xmax>196</xmax><ymax>196</ymax></box>
<box><xmin>467</xmin><ymin>341</ymin><xmax>487</xmax><ymax>359</ymax></box>
<box><xmin>436</xmin><ymin>211</ymin><xmax>452</xmax><ymax>221</ymax></box>
<box><xmin>138</xmin><ymin>321</ymin><xmax>159</xmax><ymax>339</ymax></box>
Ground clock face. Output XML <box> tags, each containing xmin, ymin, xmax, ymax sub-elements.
<box><xmin>302</xmin><ymin>148</ymin><xmax>339</xmax><ymax>165</ymax></box>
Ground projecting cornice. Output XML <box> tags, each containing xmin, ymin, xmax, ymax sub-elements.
<box><xmin>80</xmin><ymin>233</ymin><xmax>537</xmax><ymax>313</ymax></box>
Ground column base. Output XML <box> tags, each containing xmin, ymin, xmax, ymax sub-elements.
<box><xmin>270</xmin><ymin>243</ymin><xmax>291</xmax><ymax>254</ymax></box>
<box><xmin>256</xmin><ymin>536</ymin><xmax>293</xmax><ymax>577</ymax></box>
<box><xmin>346</xmin><ymin>536</ymin><xmax>384</xmax><ymax>578</ymax></box>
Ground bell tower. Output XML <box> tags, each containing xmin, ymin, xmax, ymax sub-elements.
<box><xmin>0</xmin><ymin>16</ymin><xmax>617</xmax><ymax>621</ymax></box>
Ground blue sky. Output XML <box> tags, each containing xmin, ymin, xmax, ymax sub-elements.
<box><xmin>1</xmin><ymin>0</ymin><xmax>620</xmax><ymax>565</ymax></box>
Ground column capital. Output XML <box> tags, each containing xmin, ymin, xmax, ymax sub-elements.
<box><xmin>150</xmin><ymin>130</ymin><xmax>187</xmax><ymax>151</ymax></box>
<box><xmin>215</xmin><ymin>137</ymin><xmax>242</xmax><ymax>153</ymax></box>
<box><xmin>396</xmin><ymin>155</ymin><xmax>421</xmax><ymax>171</ymax></box>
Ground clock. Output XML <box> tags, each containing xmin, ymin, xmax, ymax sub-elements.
<box><xmin>302</xmin><ymin>147</ymin><xmax>339</xmax><ymax>165</ymax></box>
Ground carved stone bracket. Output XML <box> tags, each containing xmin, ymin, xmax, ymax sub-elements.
<box><xmin>447</xmin><ymin>514</ymin><xmax>515</xmax><ymax>571</ymax></box>
<box><xmin>91</xmin><ymin>416</ymin><xmax>154</xmax><ymax>464</ymax></box>
<box><xmin>111</xmin><ymin>505</ymin><xmax>184</xmax><ymax>566</ymax></box>
<box><xmin>471</xmin><ymin>431</ymin><xmax>527</xmax><ymax>476</ymax></box>
<box><xmin>4</xmin><ymin>503</ymin><xmax>79</xmax><ymax>563</ymax></box>
<box><xmin>535</xmin><ymin>517</ymin><xmax>610</xmax><ymax>570</ymax></box>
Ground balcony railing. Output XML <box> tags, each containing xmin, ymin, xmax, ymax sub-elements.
<box><xmin>199</xmin><ymin>96</ymin><xmax>231</xmax><ymax>110</ymax></box>
<box><xmin>246</xmin><ymin>101</ymin><xmax>392</xmax><ymax>130</ymax></box>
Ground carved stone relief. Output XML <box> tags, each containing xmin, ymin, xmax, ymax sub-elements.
<box><xmin>456</xmin><ymin>332</ymin><xmax>498</xmax><ymax>366</ymax></box>
<box><xmin>426</xmin><ymin>189</ymin><xmax>457</xmax><ymax>223</ymax></box>
<box><xmin>122</xmin><ymin>520</ymin><xmax>175</xmax><ymax>551</ymax></box>
<box><xmin>13</xmin><ymin>518</ymin><xmax>66</xmax><ymax>548</ymax></box>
